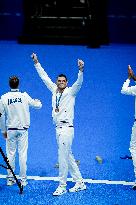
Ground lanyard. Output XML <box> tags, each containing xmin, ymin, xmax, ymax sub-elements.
<box><xmin>56</xmin><ymin>93</ymin><xmax>62</xmax><ymax>109</ymax></box>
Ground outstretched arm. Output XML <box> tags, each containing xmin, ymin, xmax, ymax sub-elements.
<box><xmin>121</xmin><ymin>65</ymin><xmax>136</xmax><ymax>96</ymax></box>
<box><xmin>31</xmin><ymin>53</ymin><xmax>56</xmax><ymax>92</ymax></box>
<box><xmin>24</xmin><ymin>93</ymin><xmax>42</xmax><ymax>109</ymax></box>
<box><xmin>0</xmin><ymin>100</ymin><xmax>7</xmax><ymax>138</ymax></box>
<box><xmin>70</xmin><ymin>59</ymin><xmax>84</xmax><ymax>96</ymax></box>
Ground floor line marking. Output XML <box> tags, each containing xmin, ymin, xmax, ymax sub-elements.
<box><xmin>0</xmin><ymin>174</ymin><xmax>134</xmax><ymax>186</ymax></box>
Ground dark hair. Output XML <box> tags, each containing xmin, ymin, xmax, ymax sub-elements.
<box><xmin>9</xmin><ymin>76</ymin><xmax>19</xmax><ymax>89</ymax></box>
<box><xmin>57</xmin><ymin>74</ymin><xmax>68</xmax><ymax>82</ymax></box>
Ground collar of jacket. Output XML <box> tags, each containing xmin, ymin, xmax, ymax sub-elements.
<box><xmin>10</xmin><ymin>89</ymin><xmax>19</xmax><ymax>92</ymax></box>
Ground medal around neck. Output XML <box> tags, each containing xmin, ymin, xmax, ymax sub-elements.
<box><xmin>55</xmin><ymin>92</ymin><xmax>62</xmax><ymax>113</ymax></box>
<box><xmin>55</xmin><ymin>108</ymin><xmax>59</xmax><ymax>112</ymax></box>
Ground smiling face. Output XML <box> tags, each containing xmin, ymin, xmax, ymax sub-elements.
<box><xmin>56</xmin><ymin>76</ymin><xmax>68</xmax><ymax>91</ymax></box>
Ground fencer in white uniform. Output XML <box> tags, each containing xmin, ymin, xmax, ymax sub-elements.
<box><xmin>0</xmin><ymin>76</ymin><xmax>42</xmax><ymax>186</ymax></box>
<box><xmin>121</xmin><ymin>65</ymin><xmax>136</xmax><ymax>190</ymax></box>
<box><xmin>31</xmin><ymin>53</ymin><xmax>86</xmax><ymax>196</ymax></box>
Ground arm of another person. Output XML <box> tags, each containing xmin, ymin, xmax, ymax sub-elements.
<box><xmin>0</xmin><ymin>99</ymin><xmax>7</xmax><ymax>139</ymax></box>
<box><xmin>121</xmin><ymin>65</ymin><xmax>136</xmax><ymax>96</ymax></box>
<box><xmin>24</xmin><ymin>93</ymin><xmax>42</xmax><ymax>109</ymax></box>
<box><xmin>70</xmin><ymin>59</ymin><xmax>84</xmax><ymax>96</ymax></box>
<box><xmin>31</xmin><ymin>53</ymin><xmax>56</xmax><ymax>92</ymax></box>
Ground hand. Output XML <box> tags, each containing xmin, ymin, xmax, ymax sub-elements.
<box><xmin>128</xmin><ymin>65</ymin><xmax>136</xmax><ymax>80</ymax></box>
<box><xmin>78</xmin><ymin>59</ymin><xmax>84</xmax><ymax>72</ymax></box>
<box><xmin>2</xmin><ymin>131</ymin><xmax>7</xmax><ymax>139</ymax></box>
<box><xmin>34</xmin><ymin>99</ymin><xmax>41</xmax><ymax>102</ymax></box>
<box><xmin>31</xmin><ymin>53</ymin><xmax>39</xmax><ymax>64</ymax></box>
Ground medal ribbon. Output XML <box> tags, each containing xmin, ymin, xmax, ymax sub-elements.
<box><xmin>56</xmin><ymin>93</ymin><xmax>62</xmax><ymax>109</ymax></box>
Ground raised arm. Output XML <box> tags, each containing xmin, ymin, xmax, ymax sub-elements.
<box><xmin>70</xmin><ymin>59</ymin><xmax>84</xmax><ymax>96</ymax></box>
<box><xmin>31</xmin><ymin>53</ymin><xmax>56</xmax><ymax>92</ymax></box>
<box><xmin>121</xmin><ymin>65</ymin><xmax>136</xmax><ymax>96</ymax></box>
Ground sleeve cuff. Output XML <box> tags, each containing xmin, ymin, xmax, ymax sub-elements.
<box><xmin>34</xmin><ymin>62</ymin><xmax>41</xmax><ymax>67</ymax></box>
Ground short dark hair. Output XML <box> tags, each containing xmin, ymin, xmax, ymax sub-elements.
<box><xmin>57</xmin><ymin>74</ymin><xmax>68</xmax><ymax>82</ymax></box>
<box><xmin>9</xmin><ymin>76</ymin><xmax>19</xmax><ymax>89</ymax></box>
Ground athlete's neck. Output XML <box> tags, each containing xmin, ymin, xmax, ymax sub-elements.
<box><xmin>57</xmin><ymin>88</ymin><xmax>65</xmax><ymax>93</ymax></box>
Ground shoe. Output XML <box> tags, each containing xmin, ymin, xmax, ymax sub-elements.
<box><xmin>7</xmin><ymin>179</ymin><xmax>16</xmax><ymax>186</ymax></box>
<box><xmin>69</xmin><ymin>181</ymin><xmax>86</xmax><ymax>192</ymax></box>
<box><xmin>53</xmin><ymin>185</ymin><xmax>67</xmax><ymax>196</ymax></box>
<box><xmin>132</xmin><ymin>183</ymin><xmax>136</xmax><ymax>190</ymax></box>
<box><xmin>21</xmin><ymin>180</ymin><xmax>28</xmax><ymax>186</ymax></box>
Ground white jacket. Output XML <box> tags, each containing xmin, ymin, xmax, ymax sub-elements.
<box><xmin>121</xmin><ymin>78</ymin><xmax>136</xmax><ymax>118</ymax></box>
<box><xmin>35</xmin><ymin>63</ymin><xmax>83</xmax><ymax>126</ymax></box>
<box><xmin>0</xmin><ymin>89</ymin><xmax>42</xmax><ymax>132</ymax></box>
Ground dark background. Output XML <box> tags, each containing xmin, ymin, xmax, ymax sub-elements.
<box><xmin>0</xmin><ymin>0</ymin><xmax>136</xmax><ymax>44</ymax></box>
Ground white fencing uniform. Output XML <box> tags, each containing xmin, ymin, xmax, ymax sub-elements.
<box><xmin>121</xmin><ymin>79</ymin><xmax>136</xmax><ymax>179</ymax></box>
<box><xmin>35</xmin><ymin>63</ymin><xmax>83</xmax><ymax>185</ymax></box>
<box><xmin>0</xmin><ymin>89</ymin><xmax>42</xmax><ymax>181</ymax></box>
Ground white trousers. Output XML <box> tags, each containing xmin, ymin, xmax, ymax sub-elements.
<box><xmin>129</xmin><ymin>122</ymin><xmax>136</xmax><ymax>179</ymax></box>
<box><xmin>56</xmin><ymin>126</ymin><xmax>82</xmax><ymax>186</ymax></box>
<box><xmin>6</xmin><ymin>129</ymin><xmax>28</xmax><ymax>181</ymax></box>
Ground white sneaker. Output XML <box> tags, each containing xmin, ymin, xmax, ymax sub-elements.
<box><xmin>21</xmin><ymin>180</ymin><xmax>28</xmax><ymax>186</ymax></box>
<box><xmin>53</xmin><ymin>185</ymin><xmax>67</xmax><ymax>196</ymax></box>
<box><xmin>69</xmin><ymin>182</ymin><xmax>86</xmax><ymax>192</ymax></box>
<box><xmin>7</xmin><ymin>179</ymin><xmax>16</xmax><ymax>186</ymax></box>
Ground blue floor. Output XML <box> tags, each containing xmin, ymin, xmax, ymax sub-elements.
<box><xmin>0</xmin><ymin>41</ymin><xmax>136</xmax><ymax>204</ymax></box>
<box><xmin>0</xmin><ymin>179</ymin><xmax>136</xmax><ymax>205</ymax></box>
